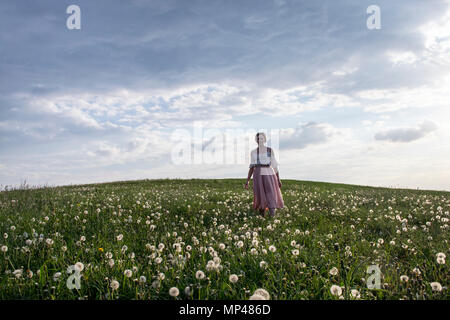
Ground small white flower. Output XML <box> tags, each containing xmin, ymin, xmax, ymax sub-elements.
<box><xmin>253</xmin><ymin>288</ymin><xmax>270</xmax><ymax>300</ymax></box>
<box><xmin>75</xmin><ymin>262</ymin><xmax>84</xmax><ymax>272</ymax></box>
<box><xmin>13</xmin><ymin>269</ymin><xmax>23</xmax><ymax>278</ymax></box>
<box><xmin>139</xmin><ymin>276</ymin><xmax>146</xmax><ymax>284</ymax></box>
<box><xmin>110</xmin><ymin>280</ymin><xmax>120</xmax><ymax>290</ymax></box>
<box><xmin>330</xmin><ymin>285</ymin><xmax>342</xmax><ymax>296</ymax></box>
<box><xmin>412</xmin><ymin>267</ymin><xmax>421</xmax><ymax>276</ymax></box>
<box><xmin>1</xmin><ymin>245</ymin><xmax>7</xmax><ymax>253</ymax></box>
<box><xmin>124</xmin><ymin>269</ymin><xmax>132</xmax><ymax>278</ymax></box>
<box><xmin>329</xmin><ymin>267</ymin><xmax>339</xmax><ymax>276</ymax></box>
<box><xmin>169</xmin><ymin>287</ymin><xmax>179</xmax><ymax>297</ymax></box>
<box><xmin>195</xmin><ymin>270</ymin><xmax>205</xmax><ymax>280</ymax></box>
<box><xmin>400</xmin><ymin>275</ymin><xmax>409</xmax><ymax>282</ymax></box>
<box><xmin>350</xmin><ymin>289</ymin><xmax>360</xmax><ymax>299</ymax></box>
<box><xmin>229</xmin><ymin>274</ymin><xmax>239</xmax><ymax>283</ymax></box>
<box><xmin>116</xmin><ymin>234</ymin><xmax>123</xmax><ymax>241</ymax></box>
<box><xmin>430</xmin><ymin>282</ymin><xmax>442</xmax><ymax>292</ymax></box>
<box><xmin>268</xmin><ymin>245</ymin><xmax>276</xmax><ymax>252</ymax></box>
<box><xmin>249</xmin><ymin>294</ymin><xmax>265</xmax><ymax>300</ymax></box>
<box><xmin>53</xmin><ymin>272</ymin><xmax>62</xmax><ymax>281</ymax></box>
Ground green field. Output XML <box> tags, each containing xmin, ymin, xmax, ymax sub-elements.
<box><xmin>0</xmin><ymin>178</ymin><xmax>448</xmax><ymax>300</ymax></box>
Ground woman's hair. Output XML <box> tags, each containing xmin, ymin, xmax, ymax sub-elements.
<box><xmin>255</xmin><ymin>132</ymin><xmax>266</xmax><ymax>143</ymax></box>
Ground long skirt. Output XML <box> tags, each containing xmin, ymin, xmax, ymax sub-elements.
<box><xmin>252</xmin><ymin>167</ymin><xmax>284</xmax><ymax>210</ymax></box>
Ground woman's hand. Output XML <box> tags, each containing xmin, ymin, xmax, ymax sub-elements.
<box><xmin>244</xmin><ymin>181</ymin><xmax>249</xmax><ymax>190</ymax></box>
<box><xmin>278</xmin><ymin>179</ymin><xmax>282</xmax><ymax>189</ymax></box>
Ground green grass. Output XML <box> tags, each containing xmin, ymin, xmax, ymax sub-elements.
<box><xmin>0</xmin><ymin>178</ymin><xmax>448</xmax><ymax>300</ymax></box>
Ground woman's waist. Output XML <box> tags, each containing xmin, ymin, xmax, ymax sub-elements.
<box><xmin>250</xmin><ymin>163</ymin><xmax>271</xmax><ymax>167</ymax></box>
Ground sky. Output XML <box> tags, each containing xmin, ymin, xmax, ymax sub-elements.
<box><xmin>1</xmin><ymin>0</ymin><xmax>450</xmax><ymax>191</ymax></box>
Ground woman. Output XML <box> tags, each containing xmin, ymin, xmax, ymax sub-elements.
<box><xmin>244</xmin><ymin>132</ymin><xmax>284</xmax><ymax>217</ymax></box>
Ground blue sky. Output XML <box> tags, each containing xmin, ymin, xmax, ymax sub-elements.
<box><xmin>1</xmin><ymin>0</ymin><xmax>450</xmax><ymax>191</ymax></box>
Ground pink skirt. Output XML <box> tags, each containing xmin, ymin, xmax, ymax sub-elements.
<box><xmin>252</xmin><ymin>167</ymin><xmax>284</xmax><ymax>210</ymax></box>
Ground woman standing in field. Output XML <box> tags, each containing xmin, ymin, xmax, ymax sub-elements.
<box><xmin>244</xmin><ymin>132</ymin><xmax>284</xmax><ymax>217</ymax></box>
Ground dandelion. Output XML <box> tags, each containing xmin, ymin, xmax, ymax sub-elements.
<box><xmin>108</xmin><ymin>259</ymin><xmax>115</xmax><ymax>268</ymax></box>
<box><xmin>151</xmin><ymin>280</ymin><xmax>160</xmax><ymax>289</ymax></box>
<box><xmin>292</xmin><ymin>249</ymin><xmax>299</xmax><ymax>256</ymax></box>
<box><xmin>195</xmin><ymin>270</ymin><xmax>205</xmax><ymax>280</ymax></box>
<box><xmin>110</xmin><ymin>280</ymin><xmax>120</xmax><ymax>290</ymax></box>
<box><xmin>45</xmin><ymin>238</ymin><xmax>54</xmax><ymax>246</ymax></box>
<box><xmin>430</xmin><ymin>282</ymin><xmax>442</xmax><ymax>292</ymax></box>
<box><xmin>169</xmin><ymin>287</ymin><xmax>179</xmax><ymax>297</ymax></box>
<box><xmin>350</xmin><ymin>289</ymin><xmax>360</xmax><ymax>299</ymax></box>
<box><xmin>249</xmin><ymin>294</ymin><xmax>266</xmax><ymax>300</ymax></box>
<box><xmin>116</xmin><ymin>234</ymin><xmax>123</xmax><ymax>241</ymax></box>
<box><xmin>1</xmin><ymin>245</ymin><xmax>7</xmax><ymax>253</ymax></box>
<box><xmin>253</xmin><ymin>288</ymin><xmax>270</xmax><ymax>300</ymax></box>
<box><xmin>124</xmin><ymin>269</ymin><xmax>132</xmax><ymax>278</ymax></box>
<box><xmin>436</xmin><ymin>253</ymin><xmax>446</xmax><ymax>264</ymax></box>
<box><xmin>75</xmin><ymin>262</ymin><xmax>84</xmax><ymax>272</ymax></box>
<box><xmin>53</xmin><ymin>272</ymin><xmax>62</xmax><ymax>281</ymax></box>
<box><xmin>412</xmin><ymin>267</ymin><xmax>421</xmax><ymax>276</ymax></box>
<box><xmin>229</xmin><ymin>274</ymin><xmax>239</xmax><ymax>283</ymax></box>
<box><xmin>400</xmin><ymin>275</ymin><xmax>409</xmax><ymax>282</ymax></box>
<box><xmin>329</xmin><ymin>267</ymin><xmax>339</xmax><ymax>276</ymax></box>
<box><xmin>268</xmin><ymin>245</ymin><xmax>276</xmax><ymax>253</ymax></box>
<box><xmin>330</xmin><ymin>285</ymin><xmax>342</xmax><ymax>297</ymax></box>
<box><xmin>184</xmin><ymin>286</ymin><xmax>192</xmax><ymax>296</ymax></box>
<box><xmin>260</xmin><ymin>261</ymin><xmax>268</xmax><ymax>269</ymax></box>
<box><xmin>139</xmin><ymin>276</ymin><xmax>146</xmax><ymax>284</ymax></box>
<box><xmin>13</xmin><ymin>269</ymin><xmax>23</xmax><ymax>279</ymax></box>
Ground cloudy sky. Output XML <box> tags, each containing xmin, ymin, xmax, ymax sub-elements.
<box><xmin>1</xmin><ymin>0</ymin><xmax>450</xmax><ymax>191</ymax></box>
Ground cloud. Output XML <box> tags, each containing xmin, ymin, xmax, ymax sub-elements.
<box><xmin>279</xmin><ymin>122</ymin><xmax>334</xmax><ymax>150</ymax></box>
<box><xmin>374</xmin><ymin>121</ymin><xmax>438</xmax><ymax>143</ymax></box>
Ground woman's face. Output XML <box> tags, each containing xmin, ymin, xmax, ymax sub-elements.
<box><xmin>256</xmin><ymin>134</ymin><xmax>266</xmax><ymax>144</ymax></box>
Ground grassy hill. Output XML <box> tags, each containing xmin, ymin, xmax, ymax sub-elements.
<box><xmin>0</xmin><ymin>178</ymin><xmax>448</xmax><ymax>299</ymax></box>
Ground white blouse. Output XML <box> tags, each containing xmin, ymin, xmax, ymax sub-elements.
<box><xmin>249</xmin><ymin>146</ymin><xmax>279</xmax><ymax>175</ymax></box>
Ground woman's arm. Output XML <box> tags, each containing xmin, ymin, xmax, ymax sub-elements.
<box><xmin>275</xmin><ymin>171</ymin><xmax>282</xmax><ymax>189</ymax></box>
<box><xmin>270</xmin><ymin>149</ymin><xmax>282</xmax><ymax>187</ymax></box>
<box><xmin>244</xmin><ymin>167</ymin><xmax>254</xmax><ymax>189</ymax></box>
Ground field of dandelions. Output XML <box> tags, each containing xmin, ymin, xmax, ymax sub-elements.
<box><xmin>0</xmin><ymin>179</ymin><xmax>448</xmax><ymax>300</ymax></box>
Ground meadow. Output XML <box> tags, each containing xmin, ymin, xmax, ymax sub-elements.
<box><xmin>0</xmin><ymin>178</ymin><xmax>448</xmax><ymax>300</ymax></box>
